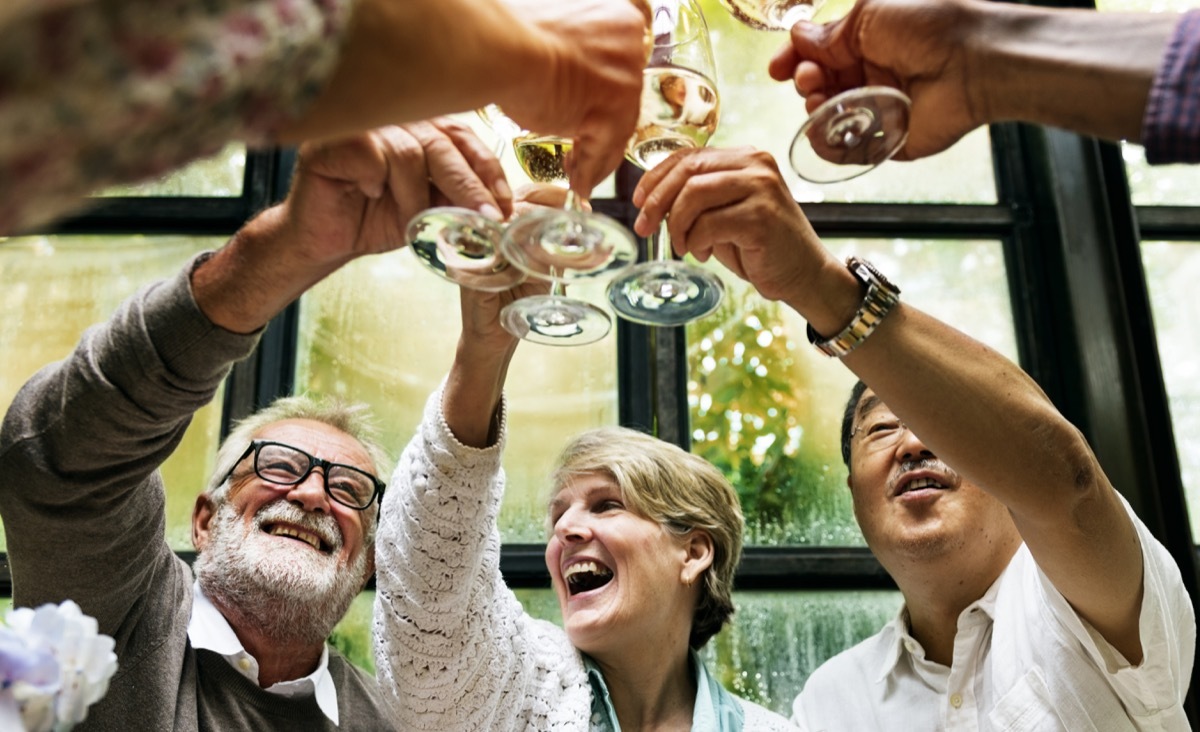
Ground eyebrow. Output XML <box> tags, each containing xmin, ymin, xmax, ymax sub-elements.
<box><xmin>855</xmin><ymin>394</ymin><xmax>886</xmax><ymax>424</ymax></box>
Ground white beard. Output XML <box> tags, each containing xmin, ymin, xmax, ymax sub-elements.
<box><xmin>194</xmin><ymin>499</ymin><xmax>370</xmax><ymax>647</ymax></box>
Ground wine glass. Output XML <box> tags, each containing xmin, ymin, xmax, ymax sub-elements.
<box><xmin>474</xmin><ymin>106</ymin><xmax>620</xmax><ymax>346</ymax></box>
<box><xmin>406</xmin><ymin>207</ymin><xmax>525</xmax><ymax>293</ymax></box>
<box><xmin>606</xmin><ymin>0</ymin><xmax>726</xmax><ymax>327</ymax></box>
<box><xmin>718</xmin><ymin>0</ymin><xmax>912</xmax><ymax>183</ymax></box>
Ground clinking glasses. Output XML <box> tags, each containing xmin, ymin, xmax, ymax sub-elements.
<box><xmin>224</xmin><ymin>440</ymin><xmax>385</xmax><ymax>510</ymax></box>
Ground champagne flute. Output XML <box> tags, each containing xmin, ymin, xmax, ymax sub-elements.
<box><xmin>606</xmin><ymin>0</ymin><xmax>726</xmax><ymax>327</ymax></box>
<box><xmin>718</xmin><ymin>0</ymin><xmax>911</xmax><ymax>183</ymax></box>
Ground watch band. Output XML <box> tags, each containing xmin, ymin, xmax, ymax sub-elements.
<box><xmin>806</xmin><ymin>257</ymin><xmax>901</xmax><ymax>358</ymax></box>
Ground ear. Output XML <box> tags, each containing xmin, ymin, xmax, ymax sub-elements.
<box><xmin>192</xmin><ymin>494</ymin><xmax>217</xmax><ymax>551</ymax></box>
<box><xmin>680</xmin><ymin>529</ymin><xmax>715</xmax><ymax>587</ymax></box>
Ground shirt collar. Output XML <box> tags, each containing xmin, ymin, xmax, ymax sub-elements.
<box><xmin>188</xmin><ymin>582</ymin><xmax>339</xmax><ymax>724</ymax></box>
<box><xmin>875</xmin><ymin>564</ymin><xmax>1009</xmax><ymax>683</ymax></box>
<box><xmin>583</xmin><ymin>650</ymin><xmax>743</xmax><ymax>731</ymax></box>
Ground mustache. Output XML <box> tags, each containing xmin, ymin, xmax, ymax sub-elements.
<box><xmin>888</xmin><ymin>458</ymin><xmax>959</xmax><ymax>491</ymax></box>
<box><xmin>252</xmin><ymin>500</ymin><xmax>342</xmax><ymax>552</ymax></box>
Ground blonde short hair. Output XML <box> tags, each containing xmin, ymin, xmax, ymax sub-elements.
<box><xmin>550</xmin><ymin>427</ymin><xmax>743</xmax><ymax>648</ymax></box>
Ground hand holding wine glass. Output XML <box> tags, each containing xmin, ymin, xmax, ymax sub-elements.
<box><xmin>722</xmin><ymin>0</ymin><xmax>913</xmax><ymax>182</ymax></box>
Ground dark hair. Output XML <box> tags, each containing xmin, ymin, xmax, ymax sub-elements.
<box><xmin>841</xmin><ymin>380</ymin><xmax>870</xmax><ymax>467</ymax></box>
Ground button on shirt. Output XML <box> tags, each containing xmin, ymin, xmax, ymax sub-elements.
<box><xmin>792</xmin><ymin>496</ymin><xmax>1194</xmax><ymax>731</ymax></box>
<box><xmin>187</xmin><ymin>582</ymin><xmax>341</xmax><ymax>725</ymax></box>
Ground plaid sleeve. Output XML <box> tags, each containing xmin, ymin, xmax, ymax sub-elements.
<box><xmin>1143</xmin><ymin>9</ymin><xmax>1200</xmax><ymax>164</ymax></box>
<box><xmin>0</xmin><ymin>0</ymin><xmax>353</xmax><ymax>235</ymax></box>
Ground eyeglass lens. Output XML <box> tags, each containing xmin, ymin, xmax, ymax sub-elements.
<box><xmin>255</xmin><ymin>442</ymin><xmax>377</xmax><ymax>508</ymax></box>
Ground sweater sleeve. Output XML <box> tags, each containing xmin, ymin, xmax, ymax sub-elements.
<box><xmin>372</xmin><ymin>384</ymin><xmax>592</xmax><ymax>732</ymax></box>
<box><xmin>0</xmin><ymin>253</ymin><xmax>261</xmax><ymax>637</ymax></box>
<box><xmin>0</xmin><ymin>0</ymin><xmax>353</xmax><ymax>234</ymax></box>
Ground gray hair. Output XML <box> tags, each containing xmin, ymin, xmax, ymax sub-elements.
<box><xmin>206</xmin><ymin>395</ymin><xmax>392</xmax><ymax>542</ymax></box>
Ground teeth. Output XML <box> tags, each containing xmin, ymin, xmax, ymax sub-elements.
<box><xmin>903</xmin><ymin>477</ymin><xmax>943</xmax><ymax>492</ymax></box>
<box><xmin>565</xmin><ymin>561</ymin><xmax>612</xmax><ymax>580</ymax></box>
<box><xmin>269</xmin><ymin>526</ymin><xmax>321</xmax><ymax>551</ymax></box>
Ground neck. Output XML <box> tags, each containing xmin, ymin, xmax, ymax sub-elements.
<box><xmin>211</xmin><ymin>597</ymin><xmax>326</xmax><ymax>687</ymax></box>
<box><xmin>888</xmin><ymin>541</ymin><xmax>1019</xmax><ymax>666</ymax></box>
<box><xmin>591</xmin><ymin>646</ymin><xmax>696</xmax><ymax>731</ymax></box>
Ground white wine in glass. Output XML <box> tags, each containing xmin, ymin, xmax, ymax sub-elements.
<box><xmin>626</xmin><ymin>65</ymin><xmax>719</xmax><ymax>170</ymax></box>
<box><xmin>607</xmin><ymin>0</ymin><xmax>726</xmax><ymax>328</ymax></box>
<box><xmin>512</xmin><ymin>133</ymin><xmax>572</xmax><ymax>187</ymax></box>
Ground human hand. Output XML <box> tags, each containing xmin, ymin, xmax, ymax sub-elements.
<box><xmin>768</xmin><ymin>0</ymin><xmax>984</xmax><ymax>162</ymax></box>
<box><xmin>632</xmin><ymin>146</ymin><xmax>841</xmax><ymax>309</ymax></box>
<box><xmin>282</xmin><ymin>119</ymin><xmax>510</xmax><ymax>271</ymax></box>
<box><xmin>496</xmin><ymin>0</ymin><xmax>649</xmax><ymax>196</ymax></box>
<box><xmin>457</xmin><ymin>184</ymin><xmax>563</xmax><ymax>354</ymax></box>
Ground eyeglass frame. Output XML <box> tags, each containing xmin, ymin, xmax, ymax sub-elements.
<box><xmin>848</xmin><ymin>413</ymin><xmax>912</xmax><ymax>450</ymax></box>
<box><xmin>222</xmin><ymin>439</ymin><xmax>386</xmax><ymax>511</ymax></box>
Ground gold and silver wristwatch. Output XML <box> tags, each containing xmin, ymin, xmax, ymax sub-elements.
<box><xmin>806</xmin><ymin>257</ymin><xmax>901</xmax><ymax>358</ymax></box>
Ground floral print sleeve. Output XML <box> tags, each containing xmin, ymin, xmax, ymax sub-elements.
<box><xmin>0</xmin><ymin>0</ymin><xmax>353</xmax><ymax>234</ymax></box>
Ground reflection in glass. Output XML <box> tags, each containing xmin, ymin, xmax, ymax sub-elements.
<box><xmin>295</xmin><ymin>248</ymin><xmax>618</xmax><ymax>541</ymax></box>
<box><xmin>0</xmin><ymin>236</ymin><xmax>225</xmax><ymax>550</ymax></box>
<box><xmin>99</xmin><ymin>143</ymin><xmax>246</xmax><ymax>198</ymax></box>
<box><xmin>1140</xmin><ymin>240</ymin><xmax>1200</xmax><ymax>542</ymax></box>
<box><xmin>687</xmin><ymin>238</ymin><xmax>1017</xmax><ymax>546</ymax></box>
<box><xmin>514</xmin><ymin>588</ymin><xmax>903</xmax><ymax>716</ymax></box>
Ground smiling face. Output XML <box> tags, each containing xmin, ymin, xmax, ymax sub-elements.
<box><xmin>846</xmin><ymin>389</ymin><xmax>1021</xmax><ymax>576</ymax></box>
<box><xmin>544</xmin><ymin>472</ymin><xmax>708</xmax><ymax>659</ymax></box>
<box><xmin>192</xmin><ymin>419</ymin><xmax>376</xmax><ymax>644</ymax></box>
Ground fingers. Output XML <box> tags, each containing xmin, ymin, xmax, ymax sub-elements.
<box><xmin>513</xmin><ymin>183</ymin><xmax>569</xmax><ymax>216</ymax></box>
<box><xmin>430</xmin><ymin>117</ymin><xmax>514</xmax><ymax>218</ymax></box>
<box><xmin>371</xmin><ymin>126</ymin><xmax>433</xmax><ymax>219</ymax></box>
<box><xmin>402</xmin><ymin>118</ymin><xmax>509</xmax><ymax>221</ymax></box>
<box><xmin>296</xmin><ymin>132</ymin><xmax>393</xmax><ymax>199</ymax></box>
<box><xmin>569</xmin><ymin>105</ymin><xmax>640</xmax><ymax>198</ymax></box>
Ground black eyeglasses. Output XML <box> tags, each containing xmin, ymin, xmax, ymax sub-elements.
<box><xmin>223</xmin><ymin>440</ymin><xmax>386</xmax><ymax>510</ymax></box>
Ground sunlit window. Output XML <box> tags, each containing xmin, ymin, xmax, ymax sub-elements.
<box><xmin>688</xmin><ymin>238</ymin><xmax>1017</xmax><ymax>546</ymax></box>
<box><xmin>98</xmin><ymin>144</ymin><xmax>247</xmax><ymax>198</ymax></box>
<box><xmin>0</xmin><ymin>236</ymin><xmax>225</xmax><ymax>550</ymax></box>
<box><xmin>294</xmin><ymin>249</ymin><xmax>619</xmax><ymax>542</ymax></box>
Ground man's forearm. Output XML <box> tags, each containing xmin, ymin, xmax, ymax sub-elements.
<box><xmin>972</xmin><ymin>3</ymin><xmax>1177</xmax><ymax>141</ymax></box>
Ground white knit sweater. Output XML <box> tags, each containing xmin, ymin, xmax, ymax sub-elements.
<box><xmin>372</xmin><ymin>388</ymin><xmax>796</xmax><ymax>731</ymax></box>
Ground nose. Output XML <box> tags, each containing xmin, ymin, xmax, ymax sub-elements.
<box><xmin>285</xmin><ymin>469</ymin><xmax>331</xmax><ymax>514</ymax></box>
<box><xmin>894</xmin><ymin>425</ymin><xmax>934</xmax><ymax>461</ymax></box>
<box><xmin>553</xmin><ymin>507</ymin><xmax>593</xmax><ymax>545</ymax></box>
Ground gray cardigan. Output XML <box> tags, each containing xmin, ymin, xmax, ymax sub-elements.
<box><xmin>0</xmin><ymin>257</ymin><xmax>393</xmax><ymax>731</ymax></box>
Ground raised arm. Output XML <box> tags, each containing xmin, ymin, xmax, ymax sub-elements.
<box><xmin>768</xmin><ymin>0</ymin><xmax>1178</xmax><ymax>162</ymax></box>
<box><xmin>0</xmin><ymin>0</ymin><xmax>645</xmax><ymax>233</ymax></box>
<box><xmin>634</xmin><ymin>146</ymin><xmax>1145</xmax><ymax>661</ymax></box>
<box><xmin>0</xmin><ymin>121</ymin><xmax>508</xmax><ymax>630</ymax></box>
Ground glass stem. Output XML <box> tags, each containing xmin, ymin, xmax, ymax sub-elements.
<box><xmin>654</xmin><ymin>220</ymin><xmax>673</xmax><ymax>263</ymax></box>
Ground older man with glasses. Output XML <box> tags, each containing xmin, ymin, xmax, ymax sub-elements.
<box><xmin>0</xmin><ymin>118</ymin><xmax>510</xmax><ymax>731</ymax></box>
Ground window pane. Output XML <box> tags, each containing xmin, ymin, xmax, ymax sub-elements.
<box><xmin>329</xmin><ymin>591</ymin><xmax>376</xmax><ymax>674</ymax></box>
<box><xmin>295</xmin><ymin>249</ymin><xmax>618</xmax><ymax>542</ymax></box>
<box><xmin>687</xmin><ymin>240</ymin><xmax>1017</xmax><ymax>545</ymax></box>
<box><xmin>98</xmin><ymin>144</ymin><xmax>247</xmax><ymax>198</ymax></box>
<box><xmin>700</xmin><ymin>0</ymin><xmax>996</xmax><ymax>204</ymax></box>
<box><xmin>0</xmin><ymin>236</ymin><xmax>225</xmax><ymax>551</ymax></box>
<box><xmin>1141</xmin><ymin>240</ymin><xmax>1200</xmax><ymax>542</ymax></box>
<box><xmin>517</xmin><ymin>587</ymin><xmax>903</xmax><ymax>717</ymax></box>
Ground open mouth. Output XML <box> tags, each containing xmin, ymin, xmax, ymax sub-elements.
<box><xmin>895</xmin><ymin>476</ymin><xmax>947</xmax><ymax>497</ymax></box>
<box><xmin>262</xmin><ymin>523</ymin><xmax>330</xmax><ymax>553</ymax></box>
<box><xmin>564</xmin><ymin>560</ymin><xmax>614</xmax><ymax>595</ymax></box>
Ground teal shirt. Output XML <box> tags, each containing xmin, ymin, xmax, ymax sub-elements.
<box><xmin>584</xmin><ymin>650</ymin><xmax>745</xmax><ymax>731</ymax></box>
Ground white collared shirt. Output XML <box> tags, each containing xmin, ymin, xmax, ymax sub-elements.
<box><xmin>792</xmin><ymin>496</ymin><xmax>1195</xmax><ymax>731</ymax></box>
<box><xmin>187</xmin><ymin>582</ymin><xmax>340</xmax><ymax>725</ymax></box>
